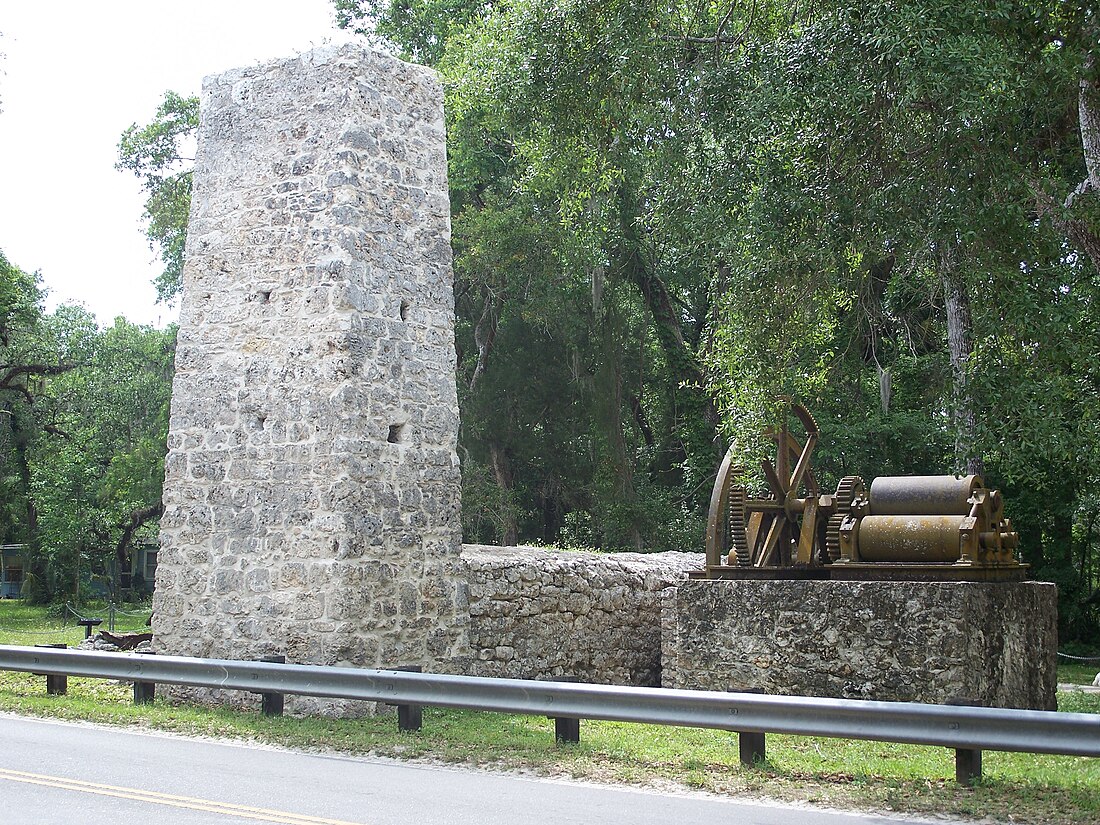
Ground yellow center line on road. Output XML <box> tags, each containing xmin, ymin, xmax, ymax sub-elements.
<box><xmin>0</xmin><ymin>767</ymin><xmax>370</xmax><ymax>825</ymax></box>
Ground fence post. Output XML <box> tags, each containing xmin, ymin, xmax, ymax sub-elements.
<box><xmin>736</xmin><ymin>688</ymin><xmax>766</xmax><ymax>766</ymax></box>
<box><xmin>108</xmin><ymin>603</ymin><xmax>116</xmax><ymax>633</ymax></box>
<box><xmin>947</xmin><ymin>696</ymin><xmax>983</xmax><ymax>786</ymax></box>
<box><xmin>260</xmin><ymin>655</ymin><xmax>285</xmax><ymax>717</ymax></box>
<box><xmin>390</xmin><ymin>665</ymin><xmax>423</xmax><ymax>732</ymax></box>
<box><xmin>34</xmin><ymin>643</ymin><xmax>67</xmax><ymax>695</ymax></box>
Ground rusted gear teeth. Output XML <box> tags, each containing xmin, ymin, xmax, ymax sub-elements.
<box><xmin>826</xmin><ymin>475</ymin><xmax>864</xmax><ymax>562</ymax></box>
<box><xmin>795</xmin><ymin>402</ymin><xmax>819</xmax><ymax>436</ymax></box>
<box><xmin>825</xmin><ymin>513</ymin><xmax>846</xmax><ymax>562</ymax></box>
<box><xmin>835</xmin><ymin>475</ymin><xmax>864</xmax><ymax>510</ymax></box>
<box><xmin>728</xmin><ymin>485</ymin><xmax>750</xmax><ymax>567</ymax></box>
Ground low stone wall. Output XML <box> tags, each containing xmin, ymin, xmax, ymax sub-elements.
<box><xmin>461</xmin><ymin>545</ymin><xmax>702</xmax><ymax>685</ymax></box>
<box><xmin>661</xmin><ymin>579</ymin><xmax>1058</xmax><ymax>710</ymax></box>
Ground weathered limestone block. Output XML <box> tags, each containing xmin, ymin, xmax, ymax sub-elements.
<box><xmin>153</xmin><ymin>45</ymin><xmax>468</xmax><ymax>707</ymax></box>
<box><xmin>661</xmin><ymin>579</ymin><xmax>1057</xmax><ymax>710</ymax></box>
<box><xmin>462</xmin><ymin>545</ymin><xmax>702</xmax><ymax>685</ymax></box>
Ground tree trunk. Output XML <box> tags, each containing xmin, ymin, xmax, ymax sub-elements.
<box><xmin>876</xmin><ymin>363</ymin><xmax>892</xmax><ymax>415</ymax></box>
<box><xmin>1080</xmin><ymin>46</ymin><xmax>1100</xmax><ymax>192</ymax></box>
<box><xmin>7</xmin><ymin>407</ymin><xmax>37</xmax><ymax>540</ymax></box>
<box><xmin>469</xmin><ymin>290</ymin><xmax>499</xmax><ymax>393</ymax></box>
<box><xmin>941</xmin><ymin>250</ymin><xmax>983</xmax><ymax>476</ymax></box>
<box><xmin>488</xmin><ymin>441</ymin><xmax>518</xmax><ymax>546</ymax></box>
<box><xmin>598</xmin><ymin>327</ymin><xmax>644</xmax><ymax>550</ymax></box>
<box><xmin>616</xmin><ymin>185</ymin><xmax>719</xmax><ymax>432</ymax></box>
<box><xmin>8</xmin><ymin>405</ymin><xmax>44</xmax><ymax>598</ymax></box>
<box><xmin>1050</xmin><ymin>37</ymin><xmax>1100</xmax><ymax>273</ymax></box>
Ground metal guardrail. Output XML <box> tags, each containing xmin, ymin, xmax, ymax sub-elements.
<box><xmin>1</xmin><ymin>644</ymin><xmax>1097</xmax><ymax>785</ymax></box>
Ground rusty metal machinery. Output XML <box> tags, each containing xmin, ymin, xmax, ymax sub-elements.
<box><xmin>834</xmin><ymin>474</ymin><xmax>1021</xmax><ymax>572</ymax></box>
<box><xmin>698</xmin><ymin>403</ymin><xmax>1026</xmax><ymax>582</ymax></box>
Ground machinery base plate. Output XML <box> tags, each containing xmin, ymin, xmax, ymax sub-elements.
<box><xmin>690</xmin><ymin>566</ymin><xmax>830</xmax><ymax>581</ymax></box>
<box><xmin>694</xmin><ymin>563</ymin><xmax>1029</xmax><ymax>583</ymax></box>
<box><xmin>827</xmin><ymin>562</ymin><xmax>1029</xmax><ymax>583</ymax></box>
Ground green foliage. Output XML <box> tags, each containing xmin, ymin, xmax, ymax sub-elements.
<box><xmin>332</xmin><ymin>0</ymin><xmax>1100</xmax><ymax>636</ymax></box>
<box><xmin>433</xmin><ymin>0</ymin><xmax>732</xmax><ymax>550</ymax></box>
<box><xmin>116</xmin><ymin>91</ymin><xmax>198</xmax><ymax>303</ymax></box>
<box><xmin>0</xmin><ymin>248</ymin><xmax>174</xmax><ymax>603</ymax></box>
<box><xmin>28</xmin><ymin>315</ymin><xmax>174</xmax><ymax>601</ymax></box>
<box><xmin>0</xmin><ymin>251</ymin><xmax>50</xmax><ymax>548</ymax></box>
<box><xmin>694</xmin><ymin>0</ymin><xmax>1100</xmax><ymax>638</ymax></box>
<box><xmin>334</xmin><ymin>0</ymin><xmax>495</xmax><ymax>64</ymax></box>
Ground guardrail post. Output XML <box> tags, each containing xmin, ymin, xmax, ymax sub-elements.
<box><xmin>34</xmin><ymin>644</ymin><xmax>67</xmax><ymax>695</ymax></box>
<box><xmin>736</xmin><ymin>688</ymin><xmax>766</xmax><ymax>766</ymax></box>
<box><xmin>259</xmin><ymin>655</ymin><xmax>285</xmax><ymax>717</ymax></box>
<box><xmin>133</xmin><ymin>649</ymin><xmax>155</xmax><ymax>705</ymax></box>
<box><xmin>133</xmin><ymin>679</ymin><xmax>155</xmax><ymax>704</ymax></box>
<box><xmin>554</xmin><ymin>716</ymin><xmax>581</xmax><ymax>744</ymax></box>
<box><xmin>947</xmin><ymin>695</ymin><xmax>982</xmax><ymax>786</ymax></box>
<box><xmin>955</xmin><ymin>746</ymin><xmax>982</xmax><ymax>786</ymax></box>
<box><xmin>393</xmin><ymin>666</ymin><xmax>422</xmax><ymax>732</ymax></box>
<box><xmin>738</xmin><ymin>730</ymin><xmax>766</xmax><ymax>766</ymax></box>
<box><xmin>550</xmin><ymin>676</ymin><xmax>580</xmax><ymax>744</ymax></box>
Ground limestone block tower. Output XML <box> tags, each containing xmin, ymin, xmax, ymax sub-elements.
<box><xmin>152</xmin><ymin>45</ymin><xmax>468</xmax><ymax>677</ymax></box>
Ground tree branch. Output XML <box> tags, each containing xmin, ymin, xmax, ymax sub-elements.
<box><xmin>115</xmin><ymin>502</ymin><xmax>165</xmax><ymax>579</ymax></box>
<box><xmin>0</xmin><ymin>363</ymin><xmax>77</xmax><ymax>390</ymax></box>
<box><xmin>469</xmin><ymin>289</ymin><xmax>500</xmax><ymax>392</ymax></box>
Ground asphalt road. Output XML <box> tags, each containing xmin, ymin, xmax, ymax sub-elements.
<box><xmin>0</xmin><ymin>714</ymin><xmax>928</xmax><ymax>825</ymax></box>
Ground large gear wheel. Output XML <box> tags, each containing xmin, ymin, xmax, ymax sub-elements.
<box><xmin>727</xmin><ymin>485</ymin><xmax>750</xmax><ymax>566</ymax></box>
<box><xmin>825</xmin><ymin>475</ymin><xmax>864</xmax><ymax>562</ymax></box>
<box><xmin>705</xmin><ymin>400</ymin><xmax>834</xmax><ymax>573</ymax></box>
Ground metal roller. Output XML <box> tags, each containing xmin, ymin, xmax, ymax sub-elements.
<box><xmin>696</xmin><ymin>404</ymin><xmax>1025</xmax><ymax>582</ymax></box>
<box><xmin>854</xmin><ymin>515</ymin><xmax>978</xmax><ymax>563</ymax></box>
<box><xmin>868</xmin><ymin>475</ymin><xmax>982</xmax><ymax>516</ymax></box>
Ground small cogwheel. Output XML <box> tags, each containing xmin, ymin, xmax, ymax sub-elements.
<box><xmin>825</xmin><ymin>475</ymin><xmax>864</xmax><ymax>562</ymax></box>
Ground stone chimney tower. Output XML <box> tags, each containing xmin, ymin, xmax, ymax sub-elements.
<box><xmin>152</xmin><ymin>45</ymin><xmax>468</xmax><ymax>702</ymax></box>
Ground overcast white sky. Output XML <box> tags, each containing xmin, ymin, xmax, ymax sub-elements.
<box><xmin>0</xmin><ymin>1</ymin><xmax>358</xmax><ymax>328</ymax></box>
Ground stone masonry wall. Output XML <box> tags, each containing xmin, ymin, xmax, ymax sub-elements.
<box><xmin>662</xmin><ymin>579</ymin><xmax>1058</xmax><ymax>710</ymax></box>
<box><xmin>152</xmin><ymin>45</ymin><xmax>469</xmax><ymax>705</ymax></box>
<box><xmin>462</xmin><ymin>545</ymin><xmax>702</xmax><ymax>685</ymax></box>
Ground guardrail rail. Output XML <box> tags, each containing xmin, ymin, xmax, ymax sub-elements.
<box><xmin>1</xmin><ymin>644</ymin><xmax>1097</xmax><ymax>786</ymax></box>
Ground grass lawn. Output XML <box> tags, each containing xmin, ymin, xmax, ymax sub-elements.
<box><xmin>1058</xmin><ymin>660</ymin><xmax>1100</xmax><ymax>686</ymax></box>
<box><xmin>0</xmin><ymin>599</ymin><xmax>151</xmax><ymax>647</ymax></box>
<box><xmin>1</xmin><ymin>600</ymin><xmax>1098</xmax><ymax>824</ymax></box>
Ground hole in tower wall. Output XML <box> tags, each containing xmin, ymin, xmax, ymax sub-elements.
<box><xmin>387</xmin><ymin>423</ymin><xmax>406</xmax><ymax>444</ymax></box>
<box><xmin>399</xmin><ymin>299</ymin><xmax>410</xmax><ymax>321</ymax></box>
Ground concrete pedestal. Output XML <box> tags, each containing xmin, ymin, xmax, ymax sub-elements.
<box><xmin>661</xmin><ymin>579</ymin><xmax>1057</xmax><ymax>710</ymax></box>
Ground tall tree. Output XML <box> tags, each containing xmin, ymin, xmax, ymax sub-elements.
<box><xmin>335</xmin><ymin>0</ymin><xmax>1100</xmax><ymax>635</ymax></box>
<box><xmin>117</xmin><ymin>91</ymin><xmax>199</xmax><ymax>304</ymax></box>
<box><xmin>29</xmin><ymin>313</ymin><xmax>175</xmax><ymax>600</ymax></box>
<box><xmin>0</xmin><ymin>249</ymin><xmax>175</xmax><ymax>601</ymax></box>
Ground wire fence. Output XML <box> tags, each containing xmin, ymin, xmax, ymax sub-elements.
<box><xmin>55</xmin><ymin>603</ymin><xmax>152</xmax><ymax>634</ymax></box>
<box><xmin>1057</xmin><ymin>652</ymin><xmax>1100</xmax><ymax>663</ymax></box>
